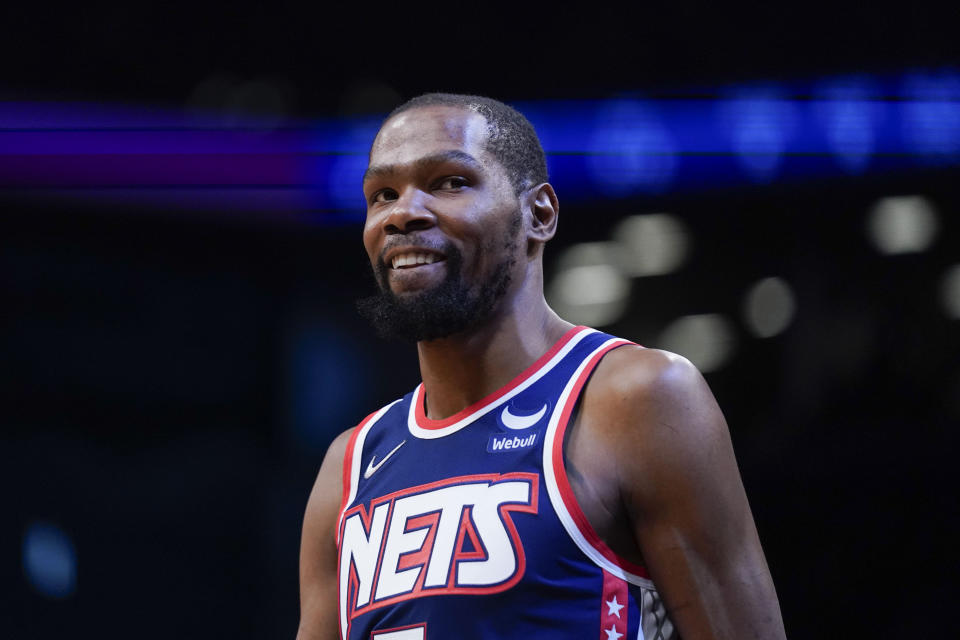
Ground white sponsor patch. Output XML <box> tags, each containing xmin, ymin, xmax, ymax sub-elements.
<box><xmin>487</xmin><ymin>432</ymin><xmax>538</xmax><ymax>452</ymax></box>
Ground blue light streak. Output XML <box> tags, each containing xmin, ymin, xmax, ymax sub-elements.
<box><xmin>1</xmin><ymin>68</ymin><xmax>957</xmax><ymax>222</ymax></box>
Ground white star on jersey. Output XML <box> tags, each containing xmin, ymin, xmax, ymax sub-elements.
<box><xmin>605</xmin><ymin>594</ymin><xmax>625</xmax><ymax>618</ymax></box>
<box><xmin>604</xmin><ymin>624</ymin><xmax>624</xmax><ymax>640</ymax></box>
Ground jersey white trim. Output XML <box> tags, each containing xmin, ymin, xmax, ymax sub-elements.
<box><xmin>406</xmin><ymin>327</ymin><xmax>594</xmax><ymax>439</ymax></box>
<box><xmin>542</xmin><ymin>338</ymin><xmax>657</xmax><ymax>589</ymax></box>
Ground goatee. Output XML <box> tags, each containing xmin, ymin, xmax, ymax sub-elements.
<box><xmin>357</xmin><ymin>242</ymin><xmax>514</xmax><ymax>343</ymax></box>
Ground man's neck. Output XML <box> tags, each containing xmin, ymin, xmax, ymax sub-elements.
<box><xmin>415</xmin><ymin>294</ymin><xmax>573</xmax><ymax>421</ymax></box>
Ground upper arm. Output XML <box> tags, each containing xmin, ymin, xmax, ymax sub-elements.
<box><xmin>297</xmin><ymin>427</ymin><xmax>354</xmax><ymax>640</ymax></box>
<box><xmin>592</xmin><ymin>347</ymin><xmax>786</xmax><ymax>640</ymax></box>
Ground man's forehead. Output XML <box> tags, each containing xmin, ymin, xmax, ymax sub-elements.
<box><xmin>370</xmin><ymin>106</ymin><xmax>491</xmax><ymax>163</ymax></box>
<box><xmin>363</xmin><ymin>150</ymin><xmax>484</xmax><ymax>184</ymax></box>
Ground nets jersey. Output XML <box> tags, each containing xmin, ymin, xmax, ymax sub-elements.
<box><xmin>336</xmin><ymin>326</ymin><xmax>678</xmax><ymax>640</ymax></box>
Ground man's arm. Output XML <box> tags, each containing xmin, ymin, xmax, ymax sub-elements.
<box><xmin>586</xmin><ymin>347</ymin><xmax>786</xmax><ymax>640</ymax></box>
<box><xmin>296</xmin><ymin>428</ymin><xmax>354</xmax><ymax>640</ymax></box>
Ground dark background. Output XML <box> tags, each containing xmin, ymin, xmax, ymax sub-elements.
<box><xmin>3</xmin><ymin>3</ymin><xmax>959</xmax><ymax>638</ymax></box>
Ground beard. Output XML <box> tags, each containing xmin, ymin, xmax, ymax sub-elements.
<box><xmin>357</xmin><ymin>215</ymin><xmax>520</xmax><ymax>343</ymax></box>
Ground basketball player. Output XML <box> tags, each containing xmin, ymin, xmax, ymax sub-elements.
<box><xmin>297</xmin><ymin>94</ymin><xmax>786</xmax><ymax>640</ymax></box>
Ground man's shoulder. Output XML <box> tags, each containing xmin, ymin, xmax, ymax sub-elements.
<box><xmin>326</xmin><ymin>426</ymin><xmax>357</xmax><ymax>460</ymax></box>
<box><xmin>588</xmin><ymin>342</ymin><xmax>706</xmax><ymax>409</ymax></box>
<box><xmin>579</xmin><ymin>340</ymin><xmax>724</xmax><ymax>449</ymax></box>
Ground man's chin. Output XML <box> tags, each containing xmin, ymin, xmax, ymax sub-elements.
<box><xmin>359</xmin><ymin>252</ymin><xmax>510</xmax><ymax>343</ymax></box>
<box><xmin>356</xmin><ymin>284</ymin><xmax>477</xmax><ymax>343</ymax></box>
<box><xmin>388</xmin><ymin>287</ymin><xmax>434</xmax><ymax>303</ymax></box>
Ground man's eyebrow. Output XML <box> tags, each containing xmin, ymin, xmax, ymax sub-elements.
<box><xmin>362</xmin><ymin>150</ymin><xmax>483</xmax><ymax>184</ymax></box>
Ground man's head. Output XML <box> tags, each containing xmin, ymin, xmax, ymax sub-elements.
<box><xmin>357</xmin><ymin>94</ymin><xmax>557</xmax><ymax>342</ymax></box>
<box><xmin>385</xmin><ymin>93</ymin><xmax>548</xmax><ymax>194</ymax></box>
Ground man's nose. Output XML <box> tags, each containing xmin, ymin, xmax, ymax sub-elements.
<box><xmin>382</xmin><ymin>188</ymin><xmax>436</xmax><ymax>234</ymax></box>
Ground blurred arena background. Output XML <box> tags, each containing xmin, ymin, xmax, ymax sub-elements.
<box><xmin>2</xmin><ymin>3</ymin><xmax>958</xmax><ymax>637</ymax></box>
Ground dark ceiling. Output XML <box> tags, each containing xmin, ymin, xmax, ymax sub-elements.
<box><xmin>3</xmin><ymin>3</ymin><xmax>958</xmax><ymax>113</ymax></box>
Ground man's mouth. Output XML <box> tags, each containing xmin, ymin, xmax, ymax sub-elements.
<box><xmin>388</xmin><ymin>250</ymin><xmax>447</xmax><ymax>270</ymax></box>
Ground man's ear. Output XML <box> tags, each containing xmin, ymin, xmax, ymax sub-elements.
<box><xmin>526</xmin><ymin>183</ymin><xmax>559</xmax><ymax>250</ymax></box>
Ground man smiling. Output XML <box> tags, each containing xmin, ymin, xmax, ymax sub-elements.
<box><xmin>297</xmin><ymin>94</ymin><xmax>787</xmax><ymax>640</ymax></box>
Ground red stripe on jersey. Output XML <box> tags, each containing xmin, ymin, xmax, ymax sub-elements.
<box><xmin>371</xmin><ymin>623</ymin><xmax>427</xmax><ymax>639</ymax></box>
<box><xmin>552</xmin><ymin>340</ymin><xmax>652</xmax><ymax>579</ymax></box>
<box><xmin>599</xmin><ymin>570</ymin><xmax>629</xmax><ymax>640</ymax></box>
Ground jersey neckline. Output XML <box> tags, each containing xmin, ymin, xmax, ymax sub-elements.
<box><xmin>408</xmin><ymin>325</ymin><xmax>592</xmax><ymax>438</ymax></box>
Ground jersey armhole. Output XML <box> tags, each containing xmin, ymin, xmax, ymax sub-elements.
<box><xmin>543</xmin><ymin>338</ymin><xmax>655</xmax><ymax>585</ymax></box>
<box><xmin>336</xmin><ymin>400</ymin><xmax>401</xmax><ymax>544</ymax></box>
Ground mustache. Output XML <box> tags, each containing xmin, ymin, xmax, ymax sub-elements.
<box><xmin>370</xmin><ymin>237</ymin><xmax>461</xmax><ymax>292</ymax></box>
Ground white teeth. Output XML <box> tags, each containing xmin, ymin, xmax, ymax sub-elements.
<box><xmin>391</xmin><ymin>252</ymin><xmax>440</xmax><ymax>269</ymax></box>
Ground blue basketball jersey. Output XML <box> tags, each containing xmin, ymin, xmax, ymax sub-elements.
<box><xmin>336</xmin><ymin>326</ymin><xmax>677</xmax><ymax>640</ymax></box>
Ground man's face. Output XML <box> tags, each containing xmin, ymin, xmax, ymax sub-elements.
<box><xmin>357</xmin><ymin>105</ymin><xmax>524</xmax><ymax>341</ymax></box>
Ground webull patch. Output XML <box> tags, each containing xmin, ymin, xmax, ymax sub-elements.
<box><xmin>487</xmin><ymin>432</ymin><xmax>538</xmax><ymax>453</ymax></box>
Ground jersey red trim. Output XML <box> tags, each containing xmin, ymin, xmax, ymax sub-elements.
<box><xmin>413</xmin><ymin>325</ymin><xmax>588</xmax><ymax>429</ymax></box>
<box><xmin>371</xmin><ymin>623</ymin><xmax>427</xmax><ymax>639</ymax></box>
<box><xmin>600</xmin><ymin>570</ymin><xmax>629</xmax><ymax>640</ymax></box>
<box><xmin>551</xmin><ymin>341</ymin><xmax>651</xmax><ymax>579</ymax></box>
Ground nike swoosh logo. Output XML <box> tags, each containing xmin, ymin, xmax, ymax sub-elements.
<box><xmin>364</xmin><ymin>440</ymin><xmax>406</xmax><ymax>479</ymax></box>
<box><xmin>500</xmin><ymin>404</ymin><xmax>548</xmax><ymax>430</ymax></box>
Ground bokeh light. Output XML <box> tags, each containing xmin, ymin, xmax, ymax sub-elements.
<box><xmin>22</xmin><ymin>521</ymin><xmax>77</xmax><ymax>599</ymax></box>
<box><xmin>655</xmin><ymin>314</ymin><xmax>736</xmax><ymax>373</ymax></box>
<box><xmin>743</xmin><ymin>277</ymin><xmax>797</xmax><ymax>338</ymax></box>
<box><xmin>588</xmin><ymin>100</ymin><xmax>677</xmax><ymax>195</ymax></box>
<box><xmin>611</xmin><ymin>213</ymin><xmax>689</xmax><ymax>277</ymax></box>
<box><xmin>547</xmin><ymin>243</ymin><xmax>630</xmax><ymax>327</ymax></box>
<box><xmin>940</xmin><ymin>264</ymin><xmax>960</xmax><ymax>319</ymax></box>
<box><xmin>866</xmin><ymin>195</ymin><xmax>938</xmax><ymax>255</ymax></box>
<box><xmin>720</xmin><ymin>88</ymin><xmax>798</xmax><ymax>182</ymax></box>
<box><xmin>814</xmin><ymin>76</ymin><xmax>882</xmax><ymax>173</ymax></box>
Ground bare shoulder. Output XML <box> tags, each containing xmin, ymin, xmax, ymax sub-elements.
<box><xmin>304</xmin><ymin>426</ymin><xmax>357</xmax><ymax>518</ymax></box>
<box><xmin>584</xmin><ymin>344</ymin><xmax>723</xmax><ymax>439</ymax></box>
<box><xmin>580</xmin><ymin>345</ymin><xmax>734</xmax><ymax>509</ymax></box>
<box><xmin>322</xmin><ymin>426</ymin><xmax>357</xmax><ymax>479</ymax></box>
<box><xmin>589</xmin><ymin>344</ymin><xmax>705</xmax><ymax>394</ymax></box>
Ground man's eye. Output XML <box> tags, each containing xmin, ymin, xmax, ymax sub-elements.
<box><xmin>436</xmin><ymin>177</ymin><xmax>468</xmax><ymax>190</ymax></box>
<box><xmin>372</xmin><ymin>189</ymin><xmax>397</xmax><ymax>203</ymax></box>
